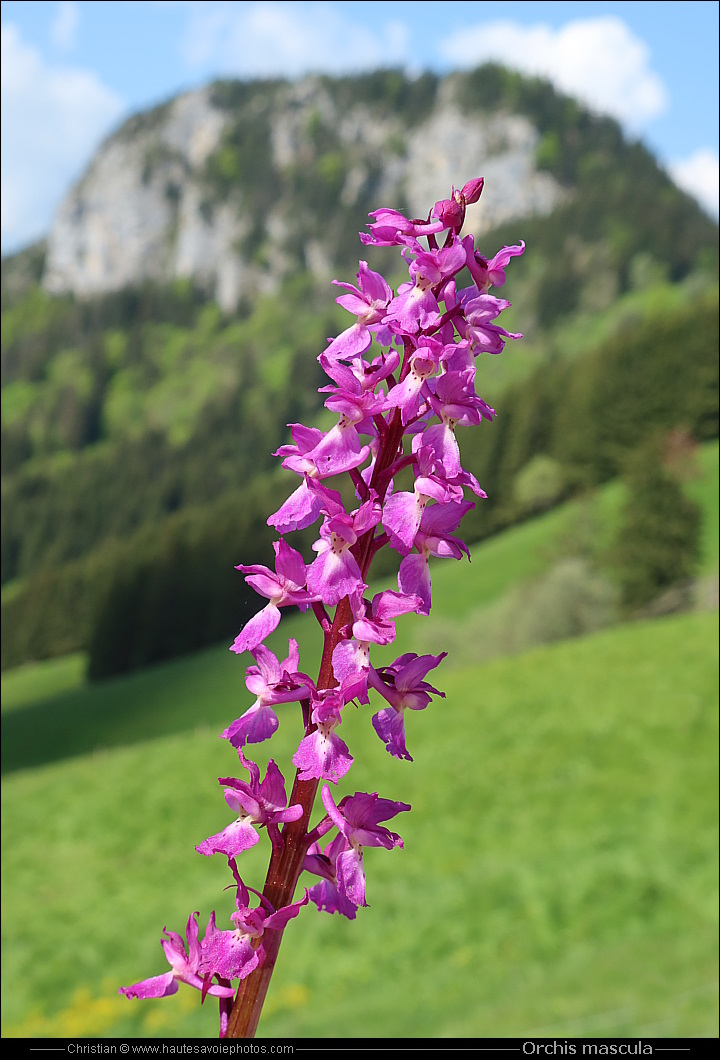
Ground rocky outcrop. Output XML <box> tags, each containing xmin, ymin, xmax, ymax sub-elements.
<box><xmin>43</xmin><ymin>74</ymin><xmax>564</xmax><ymax>312</ymax></box>
<box><xmin>43</xmin><ymin>87</ymin><xmax>232</xmax><ymax>301</ymax></box>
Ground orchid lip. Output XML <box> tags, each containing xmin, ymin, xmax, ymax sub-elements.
<box><xmin>330</xmin><ymin>533</ymin><xmax>347</xmax><ymax>554</ymax></box>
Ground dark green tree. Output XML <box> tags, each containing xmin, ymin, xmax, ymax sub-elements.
<box><xmin>607</xmin><ymin>438</ymin><xmax>702</xmax><ymax>610</ymax></box>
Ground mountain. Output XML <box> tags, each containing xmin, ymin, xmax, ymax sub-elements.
<box><xmin>2</xmin><ymin>64</ymin><xmax>717</xmax><ymax>674</ymax></box>
<box><xmin>41</xmin><ymin>71</ymin><xmax>566</xmax><ymax>312</ymax></box>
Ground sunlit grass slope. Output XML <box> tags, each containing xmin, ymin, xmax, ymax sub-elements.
<box><xmin>2</xmin><ymin>610</ymin><xmax>717</xmax><ymax>1038</ymax></box>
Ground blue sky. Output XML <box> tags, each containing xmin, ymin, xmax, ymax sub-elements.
<box><xmin>2</xmin><ymin>1</ymin><xmax>718</xmax><ymax>254</ymax></box>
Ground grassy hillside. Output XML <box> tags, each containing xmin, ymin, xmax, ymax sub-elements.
<box><xmin>1</xmin><ymin>610</ymin><xmax>717</xmax><ymax>1038</ymax></box>
<box><xmin>2</xmin><ymin>441</ymin><xmax>718</xmax><ymax>1038</ymax></box>
<box><xmin>3</xmin><ymin>440</ymin><xmax>717</xmax><ymax>774</ymax></box>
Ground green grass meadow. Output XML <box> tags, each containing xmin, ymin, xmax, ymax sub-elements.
<box><xmin>2</xmin><ymin>444</ymin><xmax>718</xmax><ymax>1039</ymax></box>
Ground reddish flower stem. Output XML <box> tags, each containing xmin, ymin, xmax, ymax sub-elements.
<box><xmin>225</xmin><ymin>593</ymin><xmax>351</xmax><ymax>1038</ymax></box>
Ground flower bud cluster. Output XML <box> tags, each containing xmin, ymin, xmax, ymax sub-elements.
<box><xmin>121</xmin><ymin>178</ymin><xmax>524</xmax><ymax>1034</ymax></box>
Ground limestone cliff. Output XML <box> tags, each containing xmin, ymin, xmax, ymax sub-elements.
<box><xmin>43</xmin><ymin>72</ymin><xmax>563</xmax><ymax>311</ymax></box>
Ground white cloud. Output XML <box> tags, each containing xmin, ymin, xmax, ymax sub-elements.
<box><xmin>1</xmin><ymin>23</ymin><xmax>125</xmax><ymax>254</ymax></box>
<box><xmin>179</xmin><ymin>8</ymin><xmax>668</xmax><ymax>133</ymax></box>
<box><xmin>51</xmin><ymin>1</ymin><xmax>80</xmax><ymax>51</ymax></box>
<box><xmin>669</xmin><ymin>149</ymin><xmax>720</xmax><ymax>219</ymax></box>
<box><xmin>181</xmin><ymin>1</ymin><xmax>409</xmax><ymax>78</ymax></box>
<box><xmin>438</xmin><ymin>16</ymin><xmax>668</xmax><ymax>130</ymax></box>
